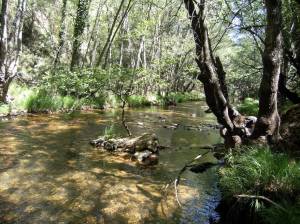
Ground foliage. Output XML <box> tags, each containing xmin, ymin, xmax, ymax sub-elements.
<box><xmin>103</xmin><ymin>125</ymin><xmax>117</xmax><ymax>140</ymax></box>
<box><xmin>220</xmin><ymin>147</ymin><xmax>300</xmax><ymax>198</ymax></box>
<box><xmin>156</xmin><ymin>92</ymin><xmax>202</xmax><ymax>106</ymax></box>
<box><xmin>238</xmin><ymin>98</ymin><xmax>259</xmax><ymax>116</ymax></box>
<box><xmin>0</xmin><ymin>103</ymin><xmax>10</xmax><ymax>115</ymax></box>
<box><xmin>127</xmin><ymin>95</ymin><xmax>151</xmax><ymax>107</ymax></box>
<box><xmin>42</xmin><ymin>68</ymin><xmax>108</xmax><ymax>98</ymax></box>
<box><xmin>25</xmin><ymin>89</ymin><xmax>78</xmax><ymax>113</ymax></box>
<box><xmin>262</xmin><ymin>201</ymin><xmax>300</xmax><ymax>224</ymax></box>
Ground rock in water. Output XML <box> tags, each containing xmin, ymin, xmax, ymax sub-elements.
<box><xmin>90</xmin><ymin>133</ymin><xmax>160</xmax><ymax>165</ymax></box>
<box><xmin>134</xmin><ymin>150</ymin><xmax>159</xmax><ymax>165</ymax></box>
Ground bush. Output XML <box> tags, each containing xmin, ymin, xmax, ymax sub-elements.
<box><xmin>127</xmin><ymin>95</ymin><xmax>151</xmax><ymax>107</ymax></box>
<box><xmin>155</xmin><ymin>91</ymin><xmax>202</xmax><ymax>106</ymax></box>
<box><xmin>25</xmin><ymin>90</ymin><xmax>61</xmax><ymax>113</ymax></box>
<box><xmin>219</xmin><ymin>147</ymin><xmax>300</xmax><ymax>224</ymax></box>
<box><xmin>238</xmin><ymin>98</ymin><xmax>259</xmax><ymax>115</ymax></box>
<box><xmin>0</xmin><ymin>103</ymin><xmax>10</xmax><ymax>115</ymax></box>
<box><xmin>24</xmin><ymin>90</ymin><xmax>83</xmax><ymax>113</ymax></box>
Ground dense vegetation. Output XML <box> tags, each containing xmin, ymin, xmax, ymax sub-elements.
<box><xmin>0</xmin><ymin>0</ymin><xmax>300</xmax><ymax>223</ymax></box>
<box><xmin>219</xmin><ymin>147</ymin><xmax>300</xmax><ymax>224</ymax></box>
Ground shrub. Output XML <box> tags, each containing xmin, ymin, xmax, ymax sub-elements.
<box><xmin>155</xmin><ymin>91</ymin><xmax>202</xmax><ymax>106</ymax></box>
<box><xmin>0</xmin><ymin>103</ymin><xmax>10</xmax><ymax>115</ymax></box>
<box><xmin>238</xmin><ymin>98</ymin><xmax>259</xmax><ymax>115</ymax></box>
<box><xmin>127</xmin><ymin>95</ymin><xmax>151</xmax><ymax>107</ymax></box>
<box><xmin>25</xmin><ymin>90</ymin><xmax>57</xmax><ymax>113</ymax></box>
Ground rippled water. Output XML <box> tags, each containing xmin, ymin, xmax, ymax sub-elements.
<box><xmin>0</xmin><ymin>101</ymin><xmax>222</xmax><ymax>223</ymax></box>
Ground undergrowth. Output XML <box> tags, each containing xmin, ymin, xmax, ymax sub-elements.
<box><xmin>219</xmin><ymin>146</ymin><xmax>300</xmax><ymax>224</ymax></box>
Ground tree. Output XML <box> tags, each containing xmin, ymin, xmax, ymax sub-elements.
<box><xmin>0</xmin><ymin>0</ymin><xmax>27</xmax><ymax>103</ymax></box>
<box><xmin>54</xmin><ymin>0</ymin><xmax>68</xmax><ymax>67</ymax></box>
<box><xmin>183</xmin><ymin>0</ymin><xmax>283</xmax><ymax>147</ymax></box>
<box><xmin>70</xmin><ymin>0</ymin><xmax>90</xmax><ymax>70</ymax></box>
<box><xmin>252</xmin><ymin>0</ymin><xmax>283</xmax><ymax>139</ymax></box>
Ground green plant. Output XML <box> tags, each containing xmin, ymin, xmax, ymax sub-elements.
<box><xmin>127</xmin><ymin>95</ymin><xmax>151</xmax><ymax>107</ymax></box>
<box><xmin>103</xmin><ymin>125</ymin><xmax>116</xmax><ymax>140</ymax></box>
<box><xmin>261</xmin><ymin>201</ymin><xmax>300</xmax><ymax>224</ymax></box>
<box><xmin>0</xmin><ymin>103</ymin><xmax>10</xmax><ymax>115</ymax></box>
<box><xmin>238</xmin><ymin>98</ymin><xmax>259</xmax><ymax>115</ymax></box>
<box><xmin>219</xmin><ymin>147</ymin><xmax>300</xmax><ymax>223</ymax></box>
<box><xmin>220</xmin><ymin>147</ymin><xmax>300</xmax><ymax>198</ymax></box>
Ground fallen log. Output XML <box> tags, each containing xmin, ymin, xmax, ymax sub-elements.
<box><xmin>90</xmin><ymin>133</ymin><xmax>160</xmax><ymax>165</ymax></box>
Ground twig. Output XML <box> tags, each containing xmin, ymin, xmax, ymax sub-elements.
<box><xmin>235</xmin><ymin>194</ymin><xmax>287</xmax><ymax>212</ymax></box>
<box><xmin>174</xmin><ymin>150</ymin><xmax>211</xmax><ymax>207</ymax></box>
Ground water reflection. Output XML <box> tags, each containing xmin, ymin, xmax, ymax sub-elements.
<box><xmin>0</xmin><ymin>102</ymin><xmax>222</xmax><ymax>223</ymax></box>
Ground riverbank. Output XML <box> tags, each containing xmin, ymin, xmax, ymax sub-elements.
<box><xmin>0</xmin><ymin>82</ymin><xmax>203</xmax><ymax>118</ymax></box>
<box><xmin>215</xmin><ymin>146</ymin><xmax>300</xmax><ymax>224</ymax></box>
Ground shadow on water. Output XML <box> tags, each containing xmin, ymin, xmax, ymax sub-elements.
<box><xmin>0</xmin><ymin>101</ymin><xmax>222</xmax><ymax>223</ymax></box>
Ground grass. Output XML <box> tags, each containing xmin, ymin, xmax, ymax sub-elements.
<box><xmin>238</xmin><ymin>98</ymin><xmax>259</xmax><ymax>116</ymax></box>
<box><xmin>25</xmin><ymin>90</ymin><xmax>106</xmax><ymax>113</ymax></box>
<box><xmin>127</xmin><ymin>95</ymin><xmax>151</xmax><ymax>107</ymax></box>
<box><xmin>0</xmin><ymin>83</ymin><xmax>203</xmax><ymax>115</ymax></box>
<box><xmin>155</xmin><ymin>91</ymin><xmax>202</xmax><ymax>106</ymax></box>
<box><xmin>219</xmin><ymin>146</ymin><xmax>300</xmax><ymax>224</ymax></box>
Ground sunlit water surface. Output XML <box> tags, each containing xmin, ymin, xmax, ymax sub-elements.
<box><xmin>0</xmin><ymin>101</ymin><xmax>222</xmax><ymax>223</ymax></box>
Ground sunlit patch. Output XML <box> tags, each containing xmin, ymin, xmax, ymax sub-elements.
<box><xmin>0</xmin><ymin>102</ymin><xmax>221</xmax><ymax>223</ymax></box>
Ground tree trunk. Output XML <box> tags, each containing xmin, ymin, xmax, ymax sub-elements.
<box><xmin>183</xmin><ymin>0</ymin><xmax>234</xmax><ymax>133</ymax></box>
<box><xmin>0</xmin><ymin>0</ymin><xmax>27</xmax><ymax>103</ymax></box>
<box><xmin>53</xmin><ymin>0</ymin><xmax>68</xmax><ymax>67</ymax></box>
<box><xmin>252</xmin><ymin>0</ymin><xmax>283</xmax><ymax>140</ymax></box>
<box><xmin>95</xmin><ymin>0</ymin><xmax>126</xmax><ymax>67</ymax></box>
<box><xmin>70</xmin><ymin>0</ymin><xmax>90</xmax><ymax>70</ymax></box>
<box><xmin>0</xmin><ymin>0</ymin><xmax>9</xmax><ymax>102</ymax></box>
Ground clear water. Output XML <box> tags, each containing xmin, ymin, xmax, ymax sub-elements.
<box><xmin>0</xmin><ymin>101</ymin><xmax>222</xmax><ymax>223</ymax></box>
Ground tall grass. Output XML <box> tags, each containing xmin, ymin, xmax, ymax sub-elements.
<box><xmin>219</xmin><ymin>147</ymin><xmax>300</xmax><ymax>223</ymax></box>
<box><xmin>127</xmin><ymin>95</ymin><xmax>151</xmax><ymax>107</ymax></box>
<box><xmin>24</xmin><ymin>90</ymin><xmax>106</xmax><ymax>113</ymax></box>
<box><xmin>156</xmin><ymin>91</ymin><xmax>202</xmax><ymax>106</ymax></box>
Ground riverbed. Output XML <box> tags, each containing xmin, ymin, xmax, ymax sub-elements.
<box><xmin>0</xmin><ymin>101</ymin><xmax>222</xmax><ymax>223</ymax></box>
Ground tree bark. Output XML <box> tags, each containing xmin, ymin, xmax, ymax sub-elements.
<box><xmin>252</xmin><ymin>0</ymin><xmax>283</xmax><ymax>139</ymax></box>
<box><xmin>53</xmin><ymin>0</ymin><xmax>68</xmax><ymax>67</ymax></box>
<box><xmin>95</xmin><ymin>0</ymin><xmax>126</xmax><ymax>67</ymax></box>
<box><xmin>0</xmin><ymin>0</ymin><xmax>27</xmax><ymax>103</ymax></box>
<box><xmin>183</xmin><ymin>0</ymin><xmax>234</xmax><ymax>133</ymax></box>
<box><xmin>0</xmin><ymin>0</ymin><xmax>9</xmax><ymax>102</ymax></box>
<box><xmin>70</xmin><ymin>0</ymin><xmax>90</xmax><ymax>70</ymax></box>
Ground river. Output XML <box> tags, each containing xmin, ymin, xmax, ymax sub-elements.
<box><xmin>0</xmin><ymin>101</ymin><xmax>222</xmax><ymax>223</ymax></box>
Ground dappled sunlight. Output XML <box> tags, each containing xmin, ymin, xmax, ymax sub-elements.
<box><xmin>0</xmin><ymin>102</ymin><xmax>221</xmax><ymax>223</ymax></box>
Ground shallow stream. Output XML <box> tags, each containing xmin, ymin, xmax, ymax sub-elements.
<box><xmin>0</xmin><ymin>101</ymin><xmax>222</xmax><ymax>223</ymax></box>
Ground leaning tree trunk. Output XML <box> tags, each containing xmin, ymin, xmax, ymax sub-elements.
<box><xmin>183</xmin><ymin>0</ymin><xmax>246</xmax><ymax>148</ymax></box>
<box><xmin>184</xmin><ymin>0</ymin><xmax>284</xmax><ymax>147</ymax></box>
<box><xmin>252</xmin><ymin>0</ymin><xmax>283</xmax><ymax>140</ymax></box>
